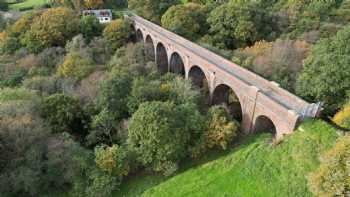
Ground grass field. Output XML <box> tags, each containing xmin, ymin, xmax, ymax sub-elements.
<box><xmin>6</xmin><ymin>0</ymin><xmax>48</xmax><ymax>11</ymax></box>
<box><xmin>115</xmin><ymin>120</ymin><xmax>341</xmax><ymax>197</ymax></box>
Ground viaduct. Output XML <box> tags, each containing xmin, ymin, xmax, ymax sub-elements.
<box><xmin>128</xmin><ymin>14</ymin><xmax>322</xmax><ymax>139</ymax></box>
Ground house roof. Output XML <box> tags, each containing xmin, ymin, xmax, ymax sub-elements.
<box><xmin>82</xmin><ymin>9</ymin><xmax>112</xmax><ymax>18</ymax></box>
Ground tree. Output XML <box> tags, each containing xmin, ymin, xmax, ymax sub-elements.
<box><xmin>80</xmin><ymin>15</ymin><xmax>103</xmax><ymax>42</ymax></box>
<box><xmin>22</xmin><ymin>8</ymin><xmax>80</xmax><ymax>53</ymax></box>
<box><xmin>207</xmin><ymin>1</ymin><xmax>273</xmax><ymax>49</ymax></box>
<box><xmin>161</xmin><ymin>3</ymin><xmax>208</xmax><ymax>40</ymax></box>
<box><xmin>98</xmin><ymin>69</ymin><xmax>133</xmax><ymax>121</ymax></box>
<box><xmin>296</xmin><ymin>25</ymin><xmax>350</xmax><ymax>114</ymax></box>
<box><xmin>128</xmin><ymin>0</ymin><xmax>180</xmax><ymax>23</ymax></box>
<box><xmin>84</xmin><ymin>0</ymin><xmax>104</xmax><ymax>9</ymax></box>
<box><xmin>127</xmin><ymin>101</ymin><xmax>203</xmax><ymax>175</ymax></box>
<box><xmin>103</xmin><ymin>19</ymin><xmax>132</xmax><ymax>51</ymax></box>
<box><xmin>308</xmin><ymin>134</ymin><xmax>350</xmax><ymax>196</ymax></box>
<box><xmin>57</xmin><ymin>52</ymin><xmax>95</xmax><ymax>81</ymax></box>
<box><xmin>333</xmin><ymin>99</ymin><xmax>350</xmax><ymax>130</ymax></box>
<box><xmin>41</xmin><ymin>93</ymin><xmax>86</xmax><ymax>134</ymax></box>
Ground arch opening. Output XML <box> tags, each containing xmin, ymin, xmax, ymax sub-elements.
<box><xmin>136</xmin><ymin>29</ymin><xmax>143</xmax><ymax>42</ymax></box>
<box><xmin>189</xmin><ymin>65</ymin><xmax>210</xmax><ymax>106</ymax></box>
<box><xmin>170</xmin><ymin>52</ymin><xmax>185</xmax><ymax>77</ymax></box>
<box><xmin>145</xmin><ymin>35</ymin><xmax>155</xmax><ymax>61</ymax></box>
<box><xmin>156</xmin><ymin>43</ymin><xmax>168</xmax><ymax>74</ymax></box>
<box><xmin>130</xmin><ymin>24</ymin><xmax>137</xmax><ymax>42</ymax></box>
<box><xmin>254</xmin><ymin>115</ymin><xmax>276</xmax><ymax>136</ymax></box>
<box><xmin>212</xmin><ymin>84</ymin><xmax>242</xmax><ymax>122</ymax></box>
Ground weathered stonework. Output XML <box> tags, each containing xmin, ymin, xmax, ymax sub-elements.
<box><xmin>129</xmin><ymin>14</ymin><xmax>321</xmax><ymax>139</ymax></box>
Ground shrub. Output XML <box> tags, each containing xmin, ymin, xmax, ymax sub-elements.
<box><xmin>37</xmin><ymin>47</ymin><xmax>65</xmax><ymax>69</ymax></box>
<box><xmin>190</xmin><ymin>106</ymin><xmax>239</xmax><ymax>158</ymax></box>
<box><xmin>0</xmin><ymin>33</ymin><xmax>21</xmax><ymax>54</ymax></box>
<box><xmin>94</xmin><ymin>144</ymin><xmax>129</xmax><ymax>177</ymax></box>
<box><xmin>103</xmin><ymin>19</ymin><xmax>132</xmax><ymax>51</ymax></box>
<box><xmin>41</xmin><ymin>93</ymin><xmax>86</xmax><ymax>134</ymax></box>
<box><xmin>23</xmin><ymin>76</ymin><xmax>59</xmax><ymax>95</ymax></box>
<box><xmin>204</xmin><ymin>106</ymin><xmax>239</xmax><ymax>149</ymax></box>
<box><xmin>0</xmin><ymin>64</ymin><xmax>27</xmax><ymax>87</ymax></box>
<box><xmin>308</xmin><ymin>134</ymin><xmax>350</xmax><ymax>196</ymax></box>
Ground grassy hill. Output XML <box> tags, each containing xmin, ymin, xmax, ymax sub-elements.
<box><xmin>6</xmin><ymin>0</ymin><xmax>48</xmax><ymax>11</ymax></box>
<box><xmin>115</xmin><ymin>120</ymin><xmax>341</xmax><ymax>197</ymax></box>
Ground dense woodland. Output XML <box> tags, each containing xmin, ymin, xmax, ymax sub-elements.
<box><xmin>0</xmin><ymin>0</ymin><xmax>349</xmax><ymax>196</ymax></box>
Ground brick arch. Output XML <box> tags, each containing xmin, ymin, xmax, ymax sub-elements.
<box><xmin>253</xmin><ymin>115</ymin><xmax>277</xmax><ymax>137</ymax></box>
<box><xmin>156</xmin><ymin>42</ymin><xmax>169</xmax><ymax>74</ymax></box>
<box><xmin>188</xmin><ymin>65</ymin><xmax>210</xmax><ymax>89</ymax></box>
<box><xmin>145</xmin><ymin>35</ymin><xmax>155</xmax><ymax>61</ymax></box>
<box><xmin>212</xmin><ymin>83</ymin><xmax>243</xmax><ymax>122</ymax></box>
<box><xmin>169</xmin><ymin>52</ymin><xmax>185</xmax><ymax>77</ymax></box>
<box><xmin>136</xmin><ymin>29</ymin><xmax>144</xmax><ymax>42</ymax></box>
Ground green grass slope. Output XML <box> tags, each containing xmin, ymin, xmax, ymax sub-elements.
<box><xmin>7</xmin><ymin>0</ymin><xmax>48</xmax><ymax>11</ymax></box>
<box><xmin>117</xmin><ymin>120</ymin><xmax>341</xmax><ymax>197</ymax></box>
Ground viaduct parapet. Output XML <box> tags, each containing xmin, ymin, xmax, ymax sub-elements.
<box><xmin>127</xmin><ymin>14</ymin><xmax>322</xmax><ymax>139</ymax></box>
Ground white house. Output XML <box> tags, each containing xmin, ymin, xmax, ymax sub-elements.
<box><xmin>82</xmin><ymin>9</ymin><xmax>112</xmax><ymax>24</ymax></box>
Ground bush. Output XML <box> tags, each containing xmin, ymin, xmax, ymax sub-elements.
<box><xmin>308</xmin><ymin>134</ymin><xmax>350</xmax><ymax>196</ymax></box>
<box><xmin>103</xmin><ymin>19</ymin><xmax>132</xmax><ymax>51</ymax></box>
<box><xmin>94</xmin><ymin>144</ymin><xmax>129</xmax><ymax>177</ymax></box>
<box><xmin>37</xmin><ymin>47</ymin><xmax>65</xmax><ymax>69</ymax></box>
<box><xmin>190</xmin><ymin>106</ymin><xmax>239</xmax><ymax>158</ymax></box>
<box><xmin>0</xmin><ymin>33</ymin><xmax>21</xmax><ymax>54</ymax></box>
<box><xmin>127</xmin><ymin>101</ymin><xmax>203</xmax><ymax>175</ymax></box>
<box><xmin>41</xmin><ymin>93</ymin><xmax>87</xmax><ymax>134</ymax></box>
<box><xmin>57</xmin><ymin>52</ymin><xmax>95</xmax><ymax>81</ymax></box>
<box><xmin>0</xmin><ymin>64</ymin><xmax>27</xmax><ymax>87</ymax></box>
<box><xmin>23</xmin><ymin>76</ymin><xmax>59</xmax><ymax>95</ymax></box>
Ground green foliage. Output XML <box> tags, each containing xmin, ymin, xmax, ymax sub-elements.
<box><xmin>103</xmin><ymin>19</ymin><xmax>132</xmax><ymax>51</ymax></box>
<box><xmin>57</xmin><ymin>52</ymin><xmax>95</xmax><ymax>81</ymax></box>
<box><xmin>0</xmin><ymin>87</ymin><xmax>37</xmax><ymax>102</ymax></box>
<box><xmin>22</xmin><ymin>7</ymin><xmax>80</xmax><ymax>53</ymax></box>
<box><xmin>0</xmin><ymin>33</ymin><xmax>21</xmax><ymax>54</ymax></box>
<box><xmin>333</xmin><ymin>100</ymin><xmax>350</xmax><ymax>130</ymax></box>
<box><xmin>23</xmin><ymin>76</ymin><xmax>59</xmax><ymax>95</ymax></box>
<box><xmin>207</xmin><ymin>1</ymin><xmax>273</xmax><ymax>49</ymax></box>
<box><xmin>98</xmin><ymin>69</ymin><xmax>132</xmax><ymax>120</ymax></box>
<box><xmin>296</xmin><ymin>25</ymin><xmax>350</xmax><ymax>114</ymax></box>
<box><xmin>128</xmin><ymin>101</ymin><xmax>203</xmax><ymax>175</ymax></box>
<box><xmin>161</xmin><ymin>3</ymin><xmax>208</xmax><ymax>40</ymax></box>
<box><xmin>41</xmin><ymin>93</ymin><xmax>86</xmax><ymax>134</ymax></box>
<box><xmin>128</xmin><ymin>0</ymin><xmax>180</xmax><ymax>23</ymax></box>
<box><xmin>128</xmin><ymin>120</ymin><xmax>339</xmax><ymax>197</ymax></box>
<box><xmin>80</xmin><ymin>15</ymin><xmax>103</xmax><ymax>43</ymax></box>
<box><xmin>94</xmin><ymin>144</ymin><xmax>129</xmax><ymax>177</ymax></box>
<box><xmin>308</xmin><ymin>134</ymin><xmax>350</xmax><ymax>196</ymax></box>
<box><xmin>86</xmin><ymin>108</ymin><xmax>119</xmax><ymax>146</ymax></box>
<box><xmin>0</xmin><ymin>64</ymin><xmax>27</xmax><ymax>87</ymax></box>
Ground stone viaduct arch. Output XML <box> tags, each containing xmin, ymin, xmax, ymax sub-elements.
<box><xmin>129</xmin><ymin>14</ymin><xmax>322</xmax><ymax>139</ymax></box>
